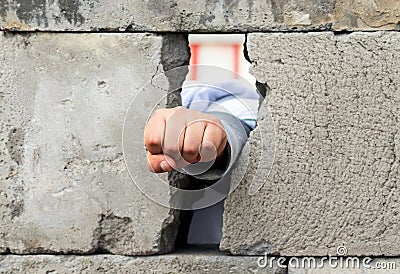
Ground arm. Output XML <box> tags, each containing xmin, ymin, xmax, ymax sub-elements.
<box><xmin>181</xmin><ymin>80</ymin><xmax>259</xmax><ymax>179</ymax></box>
<box><xmin>144</xmin><ymin>80</ymin><xmax>259</xmax><ymax>177</ymax></box>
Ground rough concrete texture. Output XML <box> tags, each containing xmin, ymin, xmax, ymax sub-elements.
<box><xmin>221</xmin><ymin>32</ymin><xmax>400</xmax><ymax>256</ymax></box>
<box><xmin>334</xmin><ymin>0</ymin><xmax>400</xmax><ymax>31</ymax></box>
<box><xmin>288</xmin><ymin>258</ymin><xmax>400</xmax><ymax>273</ymax></box>
<box><xmin>0</xmin><ymin>252</ymin><xmax>285</xmax><ymax>274</ymax></box>
<box><xmin>0</xmin><ymin>0</ymin><xmax>398</xmax><ymax>32</ymax></box>
<box><xmin>0</xmin><ymin>32</ymin><xmax>189</xmax><ymax>254</ymax></box>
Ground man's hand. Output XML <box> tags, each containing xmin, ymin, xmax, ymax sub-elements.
<box><xmin>144</xmin><ymin>106</ymin><xmax>227</xmax><ymax>173</ymax></box>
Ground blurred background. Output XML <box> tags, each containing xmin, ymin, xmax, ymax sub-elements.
<box><xmin>187</xmin><ymin>34</ymin><xmax>256</xmax><ymax>85</ymax></box>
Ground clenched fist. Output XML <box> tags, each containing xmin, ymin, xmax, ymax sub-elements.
<box><xmin>144</xmin><ymin>106</ymin><xmax>227</xmax><ymax>173</ymax></box>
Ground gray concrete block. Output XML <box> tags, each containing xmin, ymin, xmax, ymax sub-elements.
<box><xmin>0</xmin><ymin>0</ymin><xmax>333</xmax><ymax>32</ymax></box>
<box><xmin>334</xmin><ymin>0</ymin><xmax>400</xmax><ymax>31</ymax></box>
<box><xmin>221</xmin><ymin>32</ymin><xmax>400</xmax><ymax>256</ymax></box>
<box><xmin>0</xmin><ymin>252</ymin><xmax>285</xmax><ymax>273</ymax></box>
<box><xmin>0</xmin><ymin>32</ymin><xmax>187</xmax><ymax>254</ymax></box>
<box><xmin>1</xmin><ymin>0</ymin><xmax>398</xmax><ymax>32</ymax></box>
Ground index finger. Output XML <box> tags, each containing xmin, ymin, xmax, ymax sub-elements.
<box><xmin>144</xmin><ymin>111</ymin><xmax>166</xmax><ymax>155</ymax></box>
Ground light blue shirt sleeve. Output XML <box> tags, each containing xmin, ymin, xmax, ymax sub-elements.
<box><xmin>180</xmin><ymin>80</ymin><xmax>260</xmax><ymax>180</ymax></box>
<box><xmin>181</xmin><ymin>80</ymin><xmax>259</xmax><ymax>129</ymax></box>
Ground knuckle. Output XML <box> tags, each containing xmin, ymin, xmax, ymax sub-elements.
<box><xmin>164</xmin><ymin>144</ymin><xmax>180</xmax><ymax>156</ymax></box>
<box><xmin>146</xmin><ymin>136</ymin><xmax>161</xmax><ymax>148</ymax></box>
<box><xmin>183</xmin><ymin>146</ymin><xmax>199</xmax><ymax>157</ymax></box>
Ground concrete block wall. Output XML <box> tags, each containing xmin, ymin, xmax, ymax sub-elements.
<box><xmin>0</xmin><ymin>32</ymin><xmax>191</xmax><ymax>255</ymax></box>
<box><xmin>0</xmin><ymin>0</ymin><xmax>399</xmax><ymax>32</ymax></box>
<box><xmin>222</xmin><ymin>31</ymin><xmax>400</xmax><ymax>256</ymax></box>
<box><xmin>0</xmin><ymin>252</ymin><xmax>284</xmax><ymax>273</ymax></box>
<box><xmin>0</xmin><ymin>0</ymin><xmax>399</xmax><ymax>272</ymax></box>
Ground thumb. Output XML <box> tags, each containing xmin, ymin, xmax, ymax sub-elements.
<box><xmin>147</xmin><ymin>152</ymin><xmax>176</xmax><ymax>173</ymax></box>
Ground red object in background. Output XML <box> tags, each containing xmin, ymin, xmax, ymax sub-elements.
<box><xmin>189</xmin><ymin>43</ymin><xmax>199</xmax><ymax>80</ymax></box>
<box><xmin>233</xmin><ymin>43</ymin><xmax>240</xmax><ymax>79</ymax></box>
<box><xmin>189</xmin><ymin>43</ymin><xmax>241</xmax><ymax>80</ymax></box>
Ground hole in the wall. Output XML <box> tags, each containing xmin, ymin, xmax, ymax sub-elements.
<box><xmin>173</xmin><ymin>33</ymin><xmax>260</xmax><ymax>251</ymax></box>
<box><xmin>162</xmin><ymin>33</ymin><xmax>190</xmax><ymax>108</ymax></box>
<box><xmin>244</xmin><ymin>34</ymin><xmax>268</xmax><ymax>100</ymax></box>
